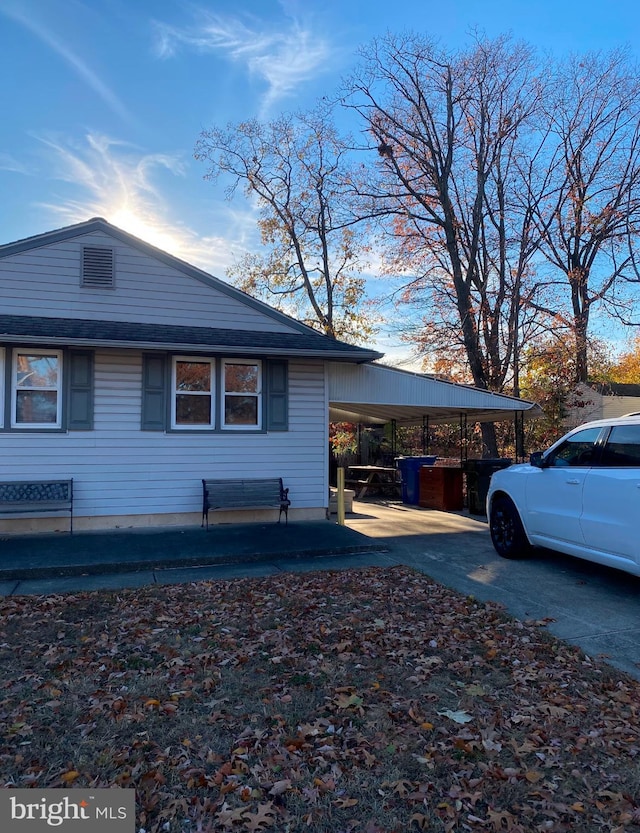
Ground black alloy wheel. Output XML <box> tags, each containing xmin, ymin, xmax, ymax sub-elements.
<box><xmin>489</xmin><ymin>496</ymin><xmax>530</xmax><ymax>559</ymax></box>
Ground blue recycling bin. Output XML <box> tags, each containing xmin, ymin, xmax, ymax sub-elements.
<box><xmin>395</xmin><ymin>456</ymin><xmax>438</xmax><ymax>504</ymax></box>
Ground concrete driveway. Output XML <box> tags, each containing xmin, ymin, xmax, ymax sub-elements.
<box><xmin>346</xmin><ymin>501</ymin><xmax>640</xmax><ymax>681</ymax></box>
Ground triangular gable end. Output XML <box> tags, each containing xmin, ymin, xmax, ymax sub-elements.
<box><xmin>0</xmin><ymin>217</ymin><xmax>325</xmax><ymax>339</ymax></box>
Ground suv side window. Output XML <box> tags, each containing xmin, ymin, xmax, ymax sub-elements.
<box><xmin>600</xmin><ymin>425</ymin><xmax>640</xmax><ymax>467</ymax></box>
<box><xmin>546</xmin><ymin>427</ymin><xmax>602</xmax><ymax>467</ymax></box>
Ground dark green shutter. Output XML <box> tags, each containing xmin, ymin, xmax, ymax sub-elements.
<box><xmin>266</xmin><ymin>360</ymin><xmax>288</xmax><ymax>431</ymax></box>
<box><xmin>142</xmin><ymin>354</ymin><xmax>167</xmax><ymax>430</ymax></box>
<box><xmin>67</xmin><ymin>351</ymin><xmax>94</xmax><ymax>430</ymax></box>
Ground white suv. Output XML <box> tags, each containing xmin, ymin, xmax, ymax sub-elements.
<box><xmin>487</xmin><ymin>415</ymin><xmax>640</xmax><ymax>576</ymax></box>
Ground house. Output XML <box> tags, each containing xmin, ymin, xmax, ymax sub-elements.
<box><xmin>0</xmin><ymin>217</ymin><xmax>383</xmax><ymax>533</ymax></box>
<box><xmin>566</xmin><ymin>382</ymin><xmax>640</xmax><ymax>427</ymax></box>
<box><xmin>0</xmin><ymin>218</ymin><xmax>539</xmax><ymax>534</ymax></box>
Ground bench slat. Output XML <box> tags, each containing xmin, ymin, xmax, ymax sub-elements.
<box><xmin>0</xmin><ymin>479</ymin><xmax>73</xmax><ymax>533</ymax></box>
<box><xmin>202</xmin><ymin>478</ymin><xmax>290</xmax><ymax>529</ymax></box>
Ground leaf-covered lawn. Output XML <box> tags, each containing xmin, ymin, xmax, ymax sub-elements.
<box><xmin>0</xmin><ymin>565</ymin><xmax>639</xmax><ymax>832</ymax></box>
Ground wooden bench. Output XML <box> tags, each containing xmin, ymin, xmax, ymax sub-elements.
<box><xmin>0</xmin><ymin>479</ymin><xmax>74</xmax><ymax>534</ymax></box>
<box><xmin>202</xmin><ymin>477</ymin><xmax>290</xmax><ymax>530</ymax></box>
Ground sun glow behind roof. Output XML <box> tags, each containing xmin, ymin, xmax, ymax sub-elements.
<box><xmin>109</xmin><ymin>209</ymin><xmax>187</xmax><ymax>259</ymax></box>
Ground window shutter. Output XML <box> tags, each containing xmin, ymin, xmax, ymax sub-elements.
<box><xmin>142</xmin><ymin>354</ymin><xmax>167</xmax><ymax>430</ymax></box>
<box><xmin>67</xmin><ymin>351</ymin><xmax>94</xmax><ymax>430</ymax></box>
<box><xmin>266</xmin><ymin>360</ymin><xmax>288</xmax><ymax>431</ymax></box>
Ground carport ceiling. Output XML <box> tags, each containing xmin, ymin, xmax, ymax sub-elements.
<box><xmin>328</xmin><ymin>362</ymin><xmax>541</xmax><ymax>426</ymax></box>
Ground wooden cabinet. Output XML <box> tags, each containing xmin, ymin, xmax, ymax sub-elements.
<box><xmin>418</xmin><ymin>465</ymin><xmax>464</xmax><ymax>511</ymax></box>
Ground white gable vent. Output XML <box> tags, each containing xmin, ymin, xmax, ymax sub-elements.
<box><xmin>81</xmin><ymin>246</ymin><xmax>115</xmax><ymax>288</ymax></box>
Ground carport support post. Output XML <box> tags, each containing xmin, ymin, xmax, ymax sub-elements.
<box><xmin>459</xmin><ymin>414</ymin><xmax>468</xmax><ymax>465</ymax></box>
<box><xmin>336</xmin><ymin>467</ymin><xmax>346</xmax><ymax>526</ymax></box>
<box><xmin>515</xmin><ymin>411</ymin><xmax>525</xmax><ymax>462</ymax></box>
<box><xmin>422</xmin><ymin>416</ymin><xmax>430</xmax><ymax>454</ymax></box>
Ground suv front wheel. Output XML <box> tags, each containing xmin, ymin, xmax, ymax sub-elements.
<box><xmin>489</xmin><ymin>495</ymin><xmax>530</xmax><ymax>559</ymax></box>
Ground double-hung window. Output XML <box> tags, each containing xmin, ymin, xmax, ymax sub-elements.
<box><xmin>222</xmin><ymin>359</ymin><xmax>262</xmax><ymax>429</ymax></box>
<box><xmin>143</xmin><ymin>354</ymin><xmax>286</xmax><ymax>432</ymax></box>
<box><xmin>171</xmin><ymin>357</ymin><xmax>215</xmax><ymax>429</ymax></box>
<box><xmin>11</xmin><ymin>349</ymin><xmax>62</xmax><ymax>428</ymax></box>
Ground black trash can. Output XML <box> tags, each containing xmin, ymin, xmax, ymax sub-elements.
<box><xmin>395</xmin><ymin>456</ymin><xmax>437</xmax><ymax>505</ymax></box>
<box><xmin>463</xmin><ymin>458</ymin><xmax>513</xmax><ymax>515</ymax></box>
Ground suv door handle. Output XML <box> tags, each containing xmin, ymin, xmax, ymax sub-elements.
<box><xmin>566</xmin><ymin>479</ymin><xmax>580</xmax><ymax>485</ymax></box>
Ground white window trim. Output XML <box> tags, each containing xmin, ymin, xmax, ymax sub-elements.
<box><xmin>221</xmin><ymin>358</ymin><xmax>262</xmax><ymax>430</ymax></box>
<box><xmin>0</xmin><ymin>347</ymin><xmax>4</xmax><ymax>428</ymax></box>
<box><xmin>11</xmin><ymin>348</ymin><xmax>63</xmax><ymax>429</ymax></box>
<box><xmin>171</xmin><ymin>356</ymin><xmax>215</xmax><ymax>430</ymax></box>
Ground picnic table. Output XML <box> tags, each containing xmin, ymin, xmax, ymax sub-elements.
<box><xmin>345</xmin><ymin>465</ymin><xmax>401</xmax><ymax>499</ymax></box>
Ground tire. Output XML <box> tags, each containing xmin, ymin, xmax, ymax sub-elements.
<box><xmin>489</xmin><ymin>495</ymin><xmax>530</xmax><ymax>559</ymax></box>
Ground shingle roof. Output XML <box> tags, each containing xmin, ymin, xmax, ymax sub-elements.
<box><xmin>590</xmin><ymin>382</ymin><xmax>640</xmax><ymax>397</ymax></box>
<box><xmin>0</xmin><ymin>314</ymin><xmax>382</xmax><ymax>362</ymax></box>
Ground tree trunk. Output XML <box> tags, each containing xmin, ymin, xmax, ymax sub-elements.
<box><xmin>480</xmin><ymin>422</ymin><xmax>499</xmax><ymax>458</ymax></box>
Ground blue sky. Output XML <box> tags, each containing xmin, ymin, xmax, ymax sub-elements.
<box><xmin>1</xmin><ymin>0</ymin><xmax>640</xmax><ymax>357</ymax></box>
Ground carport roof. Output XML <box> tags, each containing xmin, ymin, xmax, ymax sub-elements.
<box><xmin>328</xmin><ymin>362</ymin><xmax>541</xmax><ymax>426</ymax></box>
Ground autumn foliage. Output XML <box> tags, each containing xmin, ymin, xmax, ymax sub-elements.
<box><xmin>1</xmin><ymin>567</ymin><xmax>639</xmax><ymax>832</ymax></box>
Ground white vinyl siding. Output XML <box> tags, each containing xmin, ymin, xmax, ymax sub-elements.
<box><xmin>0</xmin><ymin>232</ymin><xmax>300</xmax><ymax>333</ymax></box>
<box><xmin>0</xmin><ymin>352</ymin><xmax>328</xmax><ymax>519</ymax></box>
<box><xmin>566</xmin><ymin>384</ymin><xmax>640</xmax><ymax>427</ymax></box>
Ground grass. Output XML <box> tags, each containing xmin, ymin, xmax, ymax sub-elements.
<box><xmin>0</xmin><ymin>565</ymin><xmax>639</xmax><ymax>832</ymax></box>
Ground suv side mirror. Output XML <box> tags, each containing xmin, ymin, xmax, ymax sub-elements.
<box><xmin>529</xmin><ymin>451</ymin><xmax>546</xmax><ymax>468</ymax></box>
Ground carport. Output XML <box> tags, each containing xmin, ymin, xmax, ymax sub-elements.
<box><xmin>328</xmin><ymin>362</ymin><xmax>541</xmax><ymax>461</ymax></box>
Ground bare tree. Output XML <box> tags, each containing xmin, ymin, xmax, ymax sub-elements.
<box><xmin>343</xmin><ymin>33</ymin><xmax>549</xmax><ymax>454</ymax></box>
<box><xmin>194</xmin><ymin>110</ymin><xmax>376</xmax><ymax>343</ymax></box>
<box><xmin>531</xmin><ymin>50</ymin><xmax>640</xmax><ymax>382</ymax></box>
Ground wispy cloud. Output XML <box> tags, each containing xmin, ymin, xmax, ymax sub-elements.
<box><xmin>34</xmin><ymin>131</ymin><xmax>252</xmax><ymax>276</ymax></box>
<box><xmin>0</xmin><ymin>152</ymin><xmax>32</xmax><ymax>175</ymax></box>
<box><xmin>0</xmin><ymin>0</ymin><xmax>132</xmax><ymax>125</ymax></box>
<box><xmin>153</xmin><ymin>9</ymin><xmax>333</xmax><ymax>116</ymax></box>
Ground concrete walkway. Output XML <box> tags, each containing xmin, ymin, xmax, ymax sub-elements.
<box><xmin>1</xmin><ymin>500</ymin><xmax>639</xmax><ymax>680</ymax></box>
<box><xmin>0</xmin><ymin>514</ymin><xmax>387</xmax><ymax>594</ymax></box>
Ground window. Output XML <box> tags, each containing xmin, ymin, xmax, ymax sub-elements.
<box><xmin>142</xmin><ymin>355</ymin><xmax>286</xmax><ymax>432</ymax></box>
<box><xmin>171</xmin><ymin>357</ymin><xmax>215</xmax><ymax>429</ymax></box>
<box><xmin>546</xmin><ymin>426</ymin><xmax>601</xmax><ymax>467</ymax></box>
<box><xmin>222</xmin><ymin>359</ymin><xmax>262</xmax><ymax>429</ymax></box>
<box><xmin>0</xmin><ymin>349</ymin><xmax>93</xmax><ymax>432</ymax></box>
<box><xmin>11</xmin><ymin>349</ymin><xmax>62</xmax><ymax>428</ymax></box>
<box><xmin>600</xmin><ymin>425</ymin><xmax>640</xmax><ymax>467</ymax></box>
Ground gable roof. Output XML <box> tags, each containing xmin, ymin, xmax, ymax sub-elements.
<box><xmin>0</xmin><ymin>217</ymin><xmax>382</xmax><ymax>363</ymax></box>
<box><xmin>0</xmin><ymin>217</ymin><xmax>343</xmax><ymax>341</ymax></box>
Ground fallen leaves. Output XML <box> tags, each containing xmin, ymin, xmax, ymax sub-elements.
<box><xmin>0</xmin><ymin>565</ymin><xmax>639</xmax><ymax>833</ymax></box>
